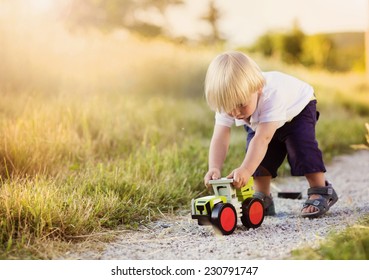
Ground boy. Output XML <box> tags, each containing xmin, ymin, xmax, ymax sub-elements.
<box><xmin>203</xmin><ymin>51</ymin><xmax>338</xmax><ymax>218</ymax></box>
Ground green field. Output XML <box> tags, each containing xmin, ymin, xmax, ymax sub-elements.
<box><xmin>1</xmin><ymin>18</ymin><xmax>369</xmax><ymax>259</ymax></box>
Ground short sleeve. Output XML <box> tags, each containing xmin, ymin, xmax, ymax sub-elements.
<box><xmin>215</xmin><ymin>112</ymin><xmax>234</xmax><ymax>127</ymax></box>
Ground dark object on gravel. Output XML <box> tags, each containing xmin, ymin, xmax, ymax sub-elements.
<box><xmin>277</xmin><ymin>192</ymin><xmax>302</xmax><ymax>199</ymax></box>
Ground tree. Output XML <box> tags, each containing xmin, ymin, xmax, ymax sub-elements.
<box><xmin>251</xmin><ymin>32</ymin><xmax>275</xmax><ymax>57</ymax></box>
<box><xmin>250</xmin><ymin>22</ymin><xmax>305</xmax><ymax>64</ymax></box>
<box><xmin>279</xmin><ymin>21</ymin><xmax>305</xmax><ymax>63</ymax></box>
<box><xmin>65</xmin><ymin>0</ymin><xmax>183</xmax><ymax>37</ymax></box>
<box><xmin>200</xmin><ymin>0</ymin><xmax>224</xmax><ymax>44</ymax></box>
<box><xmin>301</xmin><ymin>34</ymin><xmax>334</xmax><ymax>68</ymax></box>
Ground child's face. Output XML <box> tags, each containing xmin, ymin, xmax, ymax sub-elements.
<box><xmin>227</xmin><ymin>92</ymin><xmax>259</xmax><ymax>121</ymax></box>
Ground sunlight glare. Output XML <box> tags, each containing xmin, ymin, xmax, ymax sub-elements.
<box><xmin>27</xmin><ymin>0</ymin><xmax>55</xmax><ymax>14</ymax></box>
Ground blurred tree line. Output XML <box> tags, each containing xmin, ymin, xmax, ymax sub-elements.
<box><xmin>65</xmin><ymin>0</ymin><xmax>364</xmax><ymax>72</ymax></box>
<box><xmin>66</xmin><ymin>0</ymin><xmax>184</xmax><ymax>37</ymax></box>
<box><xmin>65</xmin><ymin>0</ymin><xmax>224</xmax><ymax>44</ymax></box>
<box><xmin>248</xmin><ymin>22</ymin><xmax>365</xmax><ymax>72</ymax></box>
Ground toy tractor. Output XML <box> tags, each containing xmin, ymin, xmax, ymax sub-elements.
<box><xmin>191</xmin><ymin>178</ymin><xmax>264</xmax><ymax>235</ymax></box>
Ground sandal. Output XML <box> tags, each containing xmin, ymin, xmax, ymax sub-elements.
<box><xmin>253</xmin><ymin>192</ymin><xmax>276</xmax><ymax>216</ymax></box>
<box><xmin>301</xmin><ymin>182</ymin><xmax>338</xmax><ymax>219</ymax></box>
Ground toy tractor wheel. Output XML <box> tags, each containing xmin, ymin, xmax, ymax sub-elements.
<box><xmin>211</xmin><ymin>203</ymin><xmax>237</xmax><ymax>235</ymax></box>
<box><xmin>241</xmin><ymin>197</ymin><xmax>264</xmax><ymax>228</ymax></box>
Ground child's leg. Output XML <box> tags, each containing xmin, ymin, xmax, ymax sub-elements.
<box><xmin>254</xmin><ymin>175</ymin><xmax>272</xmax><ymax>195</ymax></box>
<box><xmin>305</xmin><ymin>172</ymin><xmax>325</xmax><ymax>187</ymax></box>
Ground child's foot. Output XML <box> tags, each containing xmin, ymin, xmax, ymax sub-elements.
<box><xmin>301</xmin><ymin>182</ymin><xmax>338</xmax><ymax>218</ymax></box>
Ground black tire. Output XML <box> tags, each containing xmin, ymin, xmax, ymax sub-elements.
<box><xmin>211</xmin><ymin>203</ymin><xmax>237</xmax><ymax>235</ymax></box>
<box><xmin>241</xmin><ymin>197</ymin><xmax>264</xmax><ymax>228</ymax></box>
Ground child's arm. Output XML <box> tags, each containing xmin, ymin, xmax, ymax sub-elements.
<box><xmin>204</xmin><ymin>124</ymin><xmax>231</xmax><ymax>187</ymax></box>
<box><xmin>227</xmin><ymin>121</ymin><xmax>280</xmax><ymax>188</ymax></box>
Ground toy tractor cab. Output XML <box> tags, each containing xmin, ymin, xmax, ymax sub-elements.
<box><xmin>191</xmin><ymin>178</ymin><xmax>264</xmax><ymax>235</ymax></box>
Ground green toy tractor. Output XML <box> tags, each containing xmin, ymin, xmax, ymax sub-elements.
<box><xmin>191</xmin><ymin>178</ymin><xmax>264</xmax><ymax>235</ymax></box>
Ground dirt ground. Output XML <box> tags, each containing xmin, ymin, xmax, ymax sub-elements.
<box><xmin>61</xmin><ymin>150</ymin><xmax>369</xmax><ymax>260</ymax></box>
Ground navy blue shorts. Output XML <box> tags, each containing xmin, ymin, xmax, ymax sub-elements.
<box><xmin>245</xmin><ymin>100</ymin><xmax>326</xmax><ymax>178</ymax></box>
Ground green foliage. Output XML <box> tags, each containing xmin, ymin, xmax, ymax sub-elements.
<box><xmin>279</xmin><ymin>24</ymin><xmax>305</xmax><ymax>63</ymax></box>
<box><xmin>351</xmin><ymin>123</ymin><xmax>369</xmax><ymax>150</ymax></box>
<box><xmin>301</xmin><ymin>34</ymin><xmax>334</xmax><ymax>68</ymax></box>
<box><xmin>316</xmin><ymin>117</ymin><xmax>367</xmax><ymax>161</ymax></box>
<box><xmin>250</xmin><ymin>23</ymin><xmax>305</xmax><ymax>64</ymax></box>
<box><xmin>250</xmin><ymin>26</ymin><xmax>364</xmax><ymax>72</ymax></box>
<box><xmin>251</xmin><ymin>32</ymin><xmax>275</xmax><ymax>57</ymax></box>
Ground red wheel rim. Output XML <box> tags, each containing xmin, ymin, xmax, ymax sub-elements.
<box><xmin>220</xmin><ymin>207</ymin><xmax>236</xmax><ymax>232</ymax></box>
<box><xmin>249</xmin><ymin>201</ymin><xmax>263</xmax><ymax>225</ymax></box>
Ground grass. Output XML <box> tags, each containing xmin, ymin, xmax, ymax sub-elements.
<box><xmin>0</xmin><ymin>94</ymin><xmax>215</xmax><ymax>254</ymax></box>
<box><xmin>0</xmin><ymin>8</ymin><xmax>369</xmax><ymax>259</ymax></box>
<box><xmin>290</xmin><ymin>216</ymin><xmax>369</xmax><ymax>259</ymax></box>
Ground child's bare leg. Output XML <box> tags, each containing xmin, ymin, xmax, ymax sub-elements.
<box><xmin>305</xmin><ymin>172</ymin><xmax>325</xmax><ymax>187</ymax></box>
<box><xmin>302</xmin><ymin>172</ymin><xmax>326</xmax><ymax>214</ymax></box>
<box><xmin>253</xmin><ymin>166</ymin><xmax>272</xmax><ymax>195</ymax></box>
<box><xmin>254</xmin><ymin>176</ymin><xmax>272</xmax><ymax>195</ymax></box>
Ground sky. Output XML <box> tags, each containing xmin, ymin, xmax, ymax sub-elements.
<box><xmin>167</xmin><ymin>0</ymin><xmax>369</xmax><ymax>45</ymax></box>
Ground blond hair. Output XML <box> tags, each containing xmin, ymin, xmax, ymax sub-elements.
<box><xmin>204</xmin><ymin>51</ymin><xmax>265</xmax><ymax>113</ymax></box>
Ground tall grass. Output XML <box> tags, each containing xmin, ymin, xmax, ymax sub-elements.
<box><xmin>0</xmin><ymin>3</ymin><xmax>368</xmax><ymax>258</ymax></box>
<box><xmin>0</xmin><ymin>140</ymin><xmax>209</xmax><ymax>244</ymax></box>
<box><xmin>0</xmin><ymin>92</ymin><xmax>214</xmax><ymax>177</ymax></box>
<box><xmin>0</xmin><ymin>92</ymin><xmax>219</xmax><ymax>255</ymax></box>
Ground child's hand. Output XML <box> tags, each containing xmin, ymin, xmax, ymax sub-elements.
<box><xmin>204</xmin><ymin>168</ymin><xmax>221</xmax><ymax>188</ymax></box>
<box><xmin>227</xmin><ymin>167</ymin><xmax>251</xmax><ymax>189</ymax></box>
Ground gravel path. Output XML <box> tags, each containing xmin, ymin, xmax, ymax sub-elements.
<box><xmin>65</xmin><ymin>150</ymin><xmax>369</xmax><ymax>260</ymax></box>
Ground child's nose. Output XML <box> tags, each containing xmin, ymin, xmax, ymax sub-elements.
<box><xmin>230</xmin><ymin>108</ymin><xmax>238</xmax><ymax>116</ymax></box>
<box><xmin>231</xmin><ymin>108</ymin><xmax>242</xmax><ymax>118</ymax></box>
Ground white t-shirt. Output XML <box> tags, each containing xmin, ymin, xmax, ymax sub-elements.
<box><xmin>215</xmin><ymin>71</ymin><xmax>314</xmax><ymax>131</ymax></box>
